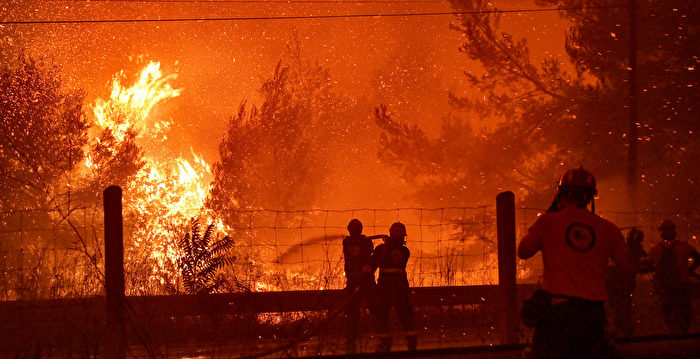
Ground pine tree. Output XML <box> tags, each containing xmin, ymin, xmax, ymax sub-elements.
<box><xmin>377</xmin><ymin>0</ymin><xmax>698</xmax><ymax>210</ymax></box>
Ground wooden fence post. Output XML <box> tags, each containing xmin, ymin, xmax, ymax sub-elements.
<box><xmin>104</xmin><ymin>186</ymin><xmax>126</xmax><ymax>359</ymax></box>
<box><xmin>497</xmin><ymin>191</ymin><xmax>519</xmax><ymax>345</ymax></box>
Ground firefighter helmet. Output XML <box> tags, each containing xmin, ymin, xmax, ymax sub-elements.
<box><xmin>389</xmin><ymin>222</ymin><xmax>407</xmax><ymax>238</ymax></box>
<box><xmin>627</xmin><ymin>228</ymin><xmax>644</xmax><ymax>243</ymax></box>
<box><xmin>347</xmin><ymin>219</ymin><xmax>363</xmax><ymax>235</ymax></box>
<box><xmin>558</xmin><ymin>167</ymin><xmax>597</xmax><ymax>195</ymax></box>
<box><xmin>658</xmin><ymin>219</ymin><xmax>676</xmax><ymax>231</ymax></box>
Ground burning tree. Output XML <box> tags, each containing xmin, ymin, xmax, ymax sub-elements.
<box><xmin>86</xmin><ymin>61</ymin><xmax>229</xmax><ymax>295</ymax></box>
<box><xmin>82</xmin><ymin>116</ymin><xmax>145</xmax><ymax>203</ymax></box>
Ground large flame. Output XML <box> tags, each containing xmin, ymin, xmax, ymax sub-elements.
<box><xmin>92</xmin><ymin>62</ymin><xmax>182</xmax><ymax>143</ymax></box>
<box><xmin>89</xmin><ymin>61</ymin><xmax>217</xmax><ymax>291</ymax></box>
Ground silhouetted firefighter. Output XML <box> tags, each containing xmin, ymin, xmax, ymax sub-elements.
<box><xmin>518</xmin><ymin>167</ymin><xmax>635</xmax><ymax>359</ymax></box>
<box><xmin>642</xmin><ymin>219</ymin><xmax>700</xmax><ymax>334</ymax></box>
<box><xmin>606</xmin><ymin>228</ymin><xmax>646</xmax><ymax>337</ymax></box>
<box><xmin>364</xmin><ymin>222</ymin><xmax>417</xmax><ymax>352</ymax></box>
<box><xmin>342</xmin><ymin>219</ymin><xmax>380</xmax><ymax>353</ymax></box>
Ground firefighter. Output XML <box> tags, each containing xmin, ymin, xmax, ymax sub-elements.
<box><xmin>365</xmin><ymin>222</ymin><xmax>417</xmax><ymax>352</ymax></box>
<box><xmin>342</xmin><ymin>219</ymin><xmax>377</xmax><ymax>352</ymax></box>
<box><xmin>644</xmin><ymin>219</ymin><xmax>700</xmax><ymax>334</ymax></box>
<box><xmin>518</xmin><ymin>167</ymin><xmax>635</xmax><ymax>359</ymax></box>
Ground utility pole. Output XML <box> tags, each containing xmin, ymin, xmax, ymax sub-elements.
<box><xmin>627</xmin><ymin>0</ymin><xmax>638</xmax><ymax>209</ymax></box>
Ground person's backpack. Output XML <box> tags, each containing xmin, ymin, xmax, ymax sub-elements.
<box><xmin>653</xmin><ymin>242</ymin><xmax>681</xmax><ymax>285</ymax></box>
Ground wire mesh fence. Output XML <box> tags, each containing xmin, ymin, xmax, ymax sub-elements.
<box><xmin>0</xmin><ymin>207</ymin><xmax>105</xmax><ymax>300</ymax></box>
<box><xmin>2</xmin><ymin>204</ymin><xmax>699</xmax><ymax>300</ymax></box>
<box><xmin>0</xmin><ymin>205</ymin><xmax>500</xmax><ymax>300</ymax></box>
<box><xmin>224</xmin><ymin>206</ymin><xmax>498</xmax><ymax>292</ymax></box>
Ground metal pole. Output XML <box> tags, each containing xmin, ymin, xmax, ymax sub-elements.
<box><xmin>104</xmin><ymin>186</ymin><xmax>125</xmax><ymax>359</ymax></box>
<box><xmin>497</xmin><ymin>191</ymin><xmax>518</xmax><ymax>345</ymax></box>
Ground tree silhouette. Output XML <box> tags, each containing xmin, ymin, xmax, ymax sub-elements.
<box><xmin>177</xmin><ymin>220</ymin><xmax>236</xmax><ymax>294</ymax></box>
<box><xmin>377</xmin><ymin>0</ymin><xmax>698</xmax><ymax>210</ymax></box>
<box><xmin>374</xmin><ymin>104</ymin><xmax>539</xmax><ymax>207</ymax></box>
<box><xmin>209</xmin><ymin>61</ymin><xmax>317</xmax><ymax>212</ymax></box>
<box><xmin>0</xmin><ymin>54</ymin><xmax>109</xmax><ymax>298</ymax></box>
<box><xmin>0</xmin><ymin>54</ymin><xmax>88</xmax><ymax>211</ymax></box>
<box><xmin>208</xmin><ymin>34</ymin><xmax>342</xmax><ymax>224</ymax></box>
<box><xmin>451</xmin><ymin>0</ymin><xmax>698</xmax><ymax>208</ymax></box>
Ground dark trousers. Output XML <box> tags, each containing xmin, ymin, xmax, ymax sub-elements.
<box><xmin>532</xmin><ymin>298</ymin><xmax>609</xmax><ymax>359</ymax></box>
<box><xmin>375</xmin><ymin>277</ymin><xmax>414</xmax><ymax>335</ymax></box>
<box><xmin>654</xmin><ymin>280</ymin><xmax>692</xmax><ymax>334</ymax></box>
<box><xmin>606</xmin><ymin>269</ymin><xmax>636</xmax><ymax>337</ymax></box>
<box><xmin>608</xmin><ymin>290</ymin><xmax>634</xmax><ymax>337</ymax></box>
<box><xmin>344</xmin><ymin>278</ymin><xmax>376</xmax><ymax>346</ymax></box>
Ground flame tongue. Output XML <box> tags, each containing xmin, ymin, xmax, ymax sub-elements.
<box><xmin>93</xmin><ymin>62</ymin><xmax>182</xmax><ymax>143</ymax></box>
<box><xmin>89</xmin><ymin>61</ymin><xmax>215</xmax><ymax>291</ymax></box>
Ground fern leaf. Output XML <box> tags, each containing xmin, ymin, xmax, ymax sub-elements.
<box><xmin>211</xmin><ymin>236</ymin><xmax>235</xmax><ymax>256</ymax></box>
<box><xmin>191</xmin><ymin>220</ymin><xmax>201</xmax><ymax>247</ymax></box>
<box><xmin>179</xmin><ymin>233</ymin><xmax>193</xmax><ymax>258</ymax></box>
<box><xmin>203</xmin><ymin>223</ymin><xmax>216</xmax><ymax>248</ymax></box>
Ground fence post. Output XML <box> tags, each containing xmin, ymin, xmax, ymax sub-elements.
<box><xmin>497</xmin><ymin>191</ymin><xmax>519</xmax><ymax>345</ymax></box>
<box><xmin>104</xmin><ymin>186</ymin><xmax>126</xmax><ymax>359</ymax></box>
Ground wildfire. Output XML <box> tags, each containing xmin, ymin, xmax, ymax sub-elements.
<box><xmin>89</xmin><ymin>61</ymin><xmax>217</xmax><ymax>291</ymax></box>
<box><xmin>92</xmin><ymin>62</ymin><xmax>182</xmax><ymax>143</ymax></box>
<box><xmin>82</xmin><ymin>62</ymin><xmax>489</xmax><ymax>294</ymax></box>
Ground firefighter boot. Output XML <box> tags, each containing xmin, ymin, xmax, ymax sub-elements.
<box><xmin>377</xmin><ymin>336</ymin><xmax>392</xmax><ymax>352</ymax></box>
<box><xmin>406</xmin><ymin>334</ymin><xmax>417</xmax><ymax>351</ymax></box>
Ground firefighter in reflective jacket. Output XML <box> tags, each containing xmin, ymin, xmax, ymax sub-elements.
<box><xmin>365</xmin><ymin>222</ymin><xmax>417</xmax><ymax>352</ymax></box>
<box><xmin>518</xmin><ymin>167</ymin><xmax>635</xmax><ymax>359</ymax></box>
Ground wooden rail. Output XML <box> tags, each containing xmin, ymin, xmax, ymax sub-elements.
<box><xmin>0</xmin><ymin>284</ymin><xmax>538</xmax><ymax>319</ymax></box>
